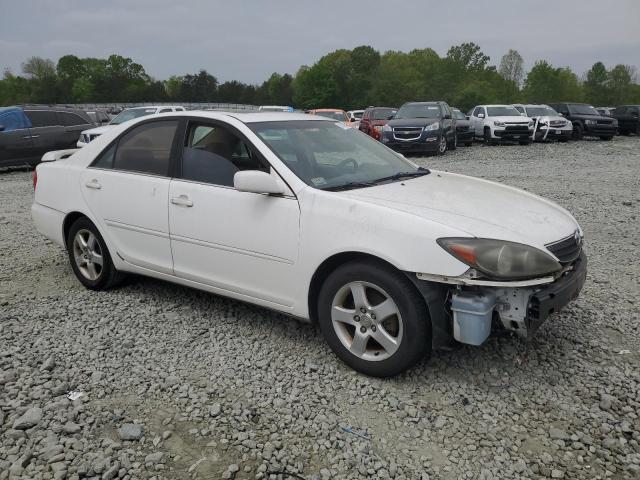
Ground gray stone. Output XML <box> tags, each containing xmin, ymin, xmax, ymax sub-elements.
<box><xmin>117</xmin><ymin>423</ymin><xmax>143</xmax><ymax>441</ymax></box>
<box><xmin>13</xmin><ymin>407</ymin><xmax>43</xmax><ymax>430</ymax></box>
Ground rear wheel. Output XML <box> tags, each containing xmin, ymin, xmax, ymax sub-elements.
<box><xmin>317</xmin><ymin>260</ymin><xmax>431</xmax><ymax>377</ymax></box>
<box><xmin>449</xmin><ymin>133</ymin><xmax>457</xmax><ymax>151</ymax></box>
<box><xmin>67</xmin><ymin>217</ymin><xmax>124</xmax><ymax>290</ymax></box>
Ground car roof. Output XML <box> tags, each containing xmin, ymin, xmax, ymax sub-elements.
<box><xmin>311</xmin><ymin>108</ymin><xmax>346</xmax><ymax>113</ymax></box>
<box><xmin>125</xmin><ymin>105</ymin><xmax>183</xmax><ymax>110</ymax></box>
<box><xmin>155</xmin><ymin>111</ymin><xmax>331</xmax><ymax>124</ymax></box>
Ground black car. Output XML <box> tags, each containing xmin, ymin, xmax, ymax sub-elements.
<box><xmin>548</xmin><ymin>102</ymin><xmax>617</xmax><ymax>140</ymax></box>
<box><xmin>452</xmin><ymin>108</ymin><xmax>473</xmax><ymax>146</ymax></box>
<box><xmin>613</xmin><ymin>105</ymin><xmax>640</xmax><ymax>135</ymax></box>
<box><xmin>0</xmin><ymin>105</ymin><xmax>94</xmax><ymax>167</ymax></box>
<box><xmin>381</xmin><ymin>101</ymin><xmax>456</xmax><ymax>155</ymax></box>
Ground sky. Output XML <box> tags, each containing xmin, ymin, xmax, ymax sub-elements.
<box><xmin>1</xmin><ymin>0</ymin><xmax>639</xmax><ymax>84</ymax></box>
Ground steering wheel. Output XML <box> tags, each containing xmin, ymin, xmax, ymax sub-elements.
<box><xmin>337</xmin><ymin>158</ymin><xmax>358</xmax><ymax>171</ymax></box>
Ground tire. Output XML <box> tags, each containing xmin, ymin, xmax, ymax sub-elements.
<box><xmin>437</xmin><ymin>135</ymin><xmax>447</xmax><ymax>155</ymax></box>
<box><xmin>465</xmin><ymin>141</ymin><xmax>473</xmax><ymax>147</ymax></box>
<box><xmin>449</xmin><ymin>132</ymin><xmax>457</xmax><ymax>151</ymax></box>
<box><xmin>572</xmin><ymin>123</ymin><xmax>584</xmax><ymax>140</ymax></box>
<box><xmin>317</xmin><ymin>260</ymin><xmax>431</xmax><ymax>377</ymax></box>
<box><xmin>600</xmin><ymin>136</ymin><xmax>613</xmax><ymax>141</ymax></box>
<box><xmin>66</xmin><ymin>217</ymin><xmax>124</xmax><ymax>290</ymax></box>
<box><xmin>484</xmin><ymin>127</ymin><xmax>496</xmax><ymax>146</ymax></box>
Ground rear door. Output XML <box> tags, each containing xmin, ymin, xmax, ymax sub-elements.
<box><xmin>23</xmin><ymin>109</ymin><xmax>66</xmax><ymax>158</ymax></box>
<box><xmin>0</xmin><ymin>110</ymin><xmax>36</xmax><ymax>166</ymax></box>
<box><xmin>81</xmin><ymin>119</ymin><xmax>179</xmax><ymax>274</ymax></box>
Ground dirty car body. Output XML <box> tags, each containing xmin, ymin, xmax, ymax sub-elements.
<box><xmin>32</xmin><ymin>112</ymin><xmax>587</xmax><ymax>377</ymax></box>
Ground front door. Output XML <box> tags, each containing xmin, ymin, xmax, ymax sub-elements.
<box><xmin>168</xmin><ymin>120</ymin><xmax>300</xmax><ymax>308</ymax></box>
<box><xmin>81</xmin><ymin>119</ymin><xmax>179</xmax><ymax>274</ymax></box>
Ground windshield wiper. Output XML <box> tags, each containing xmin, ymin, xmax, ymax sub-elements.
<box><xmin>370</xmin><ymin>168</ymin><xmax>430</xmax><ymax>185</ymax></box>
<box><xmin>322</xmin><ymin>181</ymin><xmax>377</xmax><ymax>192</ymax></box>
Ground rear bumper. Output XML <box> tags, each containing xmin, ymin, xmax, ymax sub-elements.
<box><xmin>525</xmin><ymin>252</ymin><xmax>588</xmax><ymax>335</ymax></box>
<box><xmin>31</xmin><ymin>202</ymin><xmax>66</xmax><ymax>247</ymax></box>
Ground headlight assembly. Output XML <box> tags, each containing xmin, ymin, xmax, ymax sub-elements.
<box><xmin>382</xmin><ymin>124</ymin><xmax>392</xmax><ymax>132</ymax></box>
<box><xmin>424</xmin><ymin>122</ymin><xmax>440</xmax><ymax>131</ymax></box>
<box><xmin>493</xmin><ymin>120</ymin><xmax>505</xmax><ymax>127</ymax></box>
<box><xmin>585</xmin><ymin>119</ymin><xmax>597</xmax><ymax>125</ymax></box>
<box><xmin>528</xmin><ymin>121</ymin><xmax>535</xmax><ymax>128</ymax></box>
<box><xmin>437</xmin><ymin>238</ymin><xmax>562</xmax><ymax>280</ymax></box>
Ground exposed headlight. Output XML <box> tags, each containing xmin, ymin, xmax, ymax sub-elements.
<box><xmin>373</xmin><ymin>125</ymin><xmax>383</xmax><ymax>132</ymax></box>
<box><xmin>585</xmin><ymin>119</ymin><xmax>597</xmax><ymax>125</ymax></box>
<box><xmin>437</xmin><ymin>238</ymin><xmax>562</xmax><ymax>280</ymax></box>
<box><xmin>424</xmin><ymin>122</ymin><xmax>440</xmax><ymax>131</ymax></box>
<box><xmin>493</xmin><ymin>120</ymin><xmax>505</xmax><ymax>127</ymax></box>
<box><xmin>612</xmin><ymin>119</ymin><xmax>619</xmax><ymax>127</ymax></box>
<box><xmin>528</xmin><ymin>121</ymin><xmax>535</xmax><ymax>128</ymax></box>
<box><xmin>382</xmin><ymin>124</ymin><xmax>392</xmax><ymax>132</ymax></box>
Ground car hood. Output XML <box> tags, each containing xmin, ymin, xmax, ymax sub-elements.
<box><xmin>341</xmin><ymin>171</ymin><xmax>579</xmax><ymax>249</ymax></box>
<box><xmin>388</xmin><ymin>118</ymin><xmax>441</xmax><ymax>128</ymax></box>
<box><xmin>492</xmin><ymin>116</ymin><xmax>531</xmax><ymax>123</ymax></box>
<box><xmin>533</xmin><ymin>115</ymin><xmax>570</xmax><ymax>124</ymax></box>
<box><xmin>81</xmin><ymin>125</ymin><xmax>115</xmax><ymax>135</ymax></box>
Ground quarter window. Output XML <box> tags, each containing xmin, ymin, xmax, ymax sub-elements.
<box><xmin>111</xmin><ymin>120</ymin><xmax>178</xmax><ymax>176</ymax></box>
<box><xmin>24</xmin><ymin>110</ymin><xmax>59</xmax><ymax>127</ymax></box>
<box><xmin>179</xmin><ymin>122</ymin><xmax>267</xmax><ymax>187</ymax></box>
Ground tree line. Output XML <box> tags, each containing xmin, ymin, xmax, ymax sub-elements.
<box><xmin>1</xmin><ymin>44</ymin><xmax>638</xmax><ymax>112</ymax></box>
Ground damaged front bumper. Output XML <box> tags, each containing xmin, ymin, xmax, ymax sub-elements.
<box><xmin>417</xmin><ymin>252</ymin><xmax>587</xmax><ymax>344</ymax></box>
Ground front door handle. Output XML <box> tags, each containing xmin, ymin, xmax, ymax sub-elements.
<box><xmin>170</xmin><ymin>195</ymin><xmax>193</xmax><ymax>207</ymax></box>
<box><xmin>85</xmin><ymin>179</ymin><xmax>101</xmax><ymax>190</ymax></box>
<box><xmin>30</xmin><ymin>134</ymin><xmax>40</xmax><ymax>138</ymax></box>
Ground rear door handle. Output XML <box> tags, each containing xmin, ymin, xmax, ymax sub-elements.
<box><xmin>85</xmin><ymin>179</ymin><xmax>101</xmax><ymax>190</ymax></box>
<box><xmin>170</xmin><ymin>195</ymin><xmax>193</xmax><ymax>207</ymax></box>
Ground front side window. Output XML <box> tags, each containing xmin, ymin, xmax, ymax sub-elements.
<box><xmin>24</xmin><ymin>110</ymin><xmax>59</xmax><ymax>127</ymax></box>
<box><xmin>452</xmin><ymin>110</ymin><xmax>466</xmax><ymax>120</ymax></box>
<box><xmin>0</xmin><ymin>111</ymin><xmax>26</xmax><ymax>131</ymax></box>
<box><xmin>110</xmin><ymin>120</ymin><xmax>178</xmax><ymax>175</ymax></box>
<box><xmin>250</xmin><ymin>120</ymin><xmax>425</xmax><ymax>191</ymax></box>
<box><xmin>179</xmin><ymin>122</ymin><xmax>267</xmax><ymax>187</ymax></box>
<box><xmin>395</xmin><ymin>104</ymin><xmax>442</xmax><ymax>119</ymax></box>
<box><xmin>314</xmin><ymin>111</ymin><xmax>349</xmax><ymax>122</ymax></box>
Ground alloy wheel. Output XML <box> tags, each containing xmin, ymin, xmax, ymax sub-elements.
<box><xmin>330</xmin><ymin>281</ymin><xmax>403</xmax><ymax>361</ymax></box>
<box><xmin>438</xmin><ymin>136</ymin><xmax>447</xmax><ymax>154</ymax></box>
<box><xmin>72</xmin><ymin>229</ymin><xmax>104</xmax><ymax>281</ymax></box>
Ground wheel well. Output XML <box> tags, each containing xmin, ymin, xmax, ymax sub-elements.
<box><xmin>62</xmin><ymin>212</ymin><xmax>88</xmax><ymax>247</ymax></box>
<box><xmin>307</xmin><ymin>252</ymin><xmax>404</xmax><ymax>324</ymax></box>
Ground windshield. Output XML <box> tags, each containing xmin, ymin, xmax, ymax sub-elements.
<box><xmin>314</xmin><ymin>111</ymin><xmax>348</xmax><ymax>122</ymax></box>
<box><xmin>452</xmin><ymin>109</ymin><xmax>466</xmax><ymax>120</ymax></box>
<box><xmin>110</xmin><ymin>108</ymin><xmax>157</xmax><ymax>125</ymax></box>
<box><xmin>525</xmin><ymin>106</ymin><xmax>558</xmax><ymax>117</ymax></box>
<box><xmin>373</xmin><ymin>108</ymin><xmax>397</xmax><ymax>120</ymax></box>
<box><xmin>569</xmin><ymin>104</ymin><xmax>599</xmax><ymax>115</ymax></box>
<box><xmin>395</xmin><ymin>104</ymin><xmax>442</xmax><ymax>119</ymax></box>
<box><xmin>249</xmin><ymin>120</ymin><xmax>424</xmax><ymax>190</ymax></box>
<box><xmin>486</xmin><ymin>106</ymin><xmax>522</xmax><ymax>117</ymax></box>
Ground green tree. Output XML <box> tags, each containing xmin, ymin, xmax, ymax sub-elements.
<box><xmin>523</xmin><ymin>61</ymin><xmax>582</xmax><ymax>103</ymax></box>
<box><xmin>583</xmin><ymin>62</ymin><xmax>608</xmax><ymax>105</ymax></box>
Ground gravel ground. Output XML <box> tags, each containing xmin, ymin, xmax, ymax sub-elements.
<box><xmin>1</xmin><ymin>137</ymin><xmax>639</xmax><ymax>480</ymax></box>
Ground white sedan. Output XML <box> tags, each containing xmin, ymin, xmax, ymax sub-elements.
<box><xmin>32</xmin><ymin>112</ymin><xmax>587</xmax><ymax>377</ymax></box>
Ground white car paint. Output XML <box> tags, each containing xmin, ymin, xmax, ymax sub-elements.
<box><xmin>32</xmin><ymin>111</ymin><xmax>585</xmax><ymax>356</ymax></box>
<box><xmin>513</xmin><ymin>104</ymin><xmax>573</xmax><ymax>140</ymax></box>
<box><xmin>469</xmin><ymin>104</ymin><xmax>534</xmax><ymax>141</ymax></box>
<box><xmin>77</xmin><ymin>106</ymin><xmax>185</xmax><ymax>147</ymax></box>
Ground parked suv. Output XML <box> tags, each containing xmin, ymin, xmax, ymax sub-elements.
<box><xmin>381</xmin><ymin>101</ymin><xmax>456</xmax><ymax>155</ymax></box>
<box><xmin>77</xmin><ymin>105</ymin><xmax>185</xmax><ymax>147</ymax></box>
<box><xmin>469</xmin><ymin>105</ymin><xmax>533</xmax><ymax>145</ymax></box>
<box><xmin>359</xmin><ymin>106</ymin><xmax>397</xmax><ymax>140</ymax></box>
<box><xmin>548</xmin><ymin>103</ymin><xmax>617</xmax><ymax>140</ymax></box>
<box><xmin>514</xmin><ymin>104</ymin><xmax>572</xmax><ymax>142</ymax></box>
<box><xmin>613</xmin><ymin>105</ymin><xmax>640</xmax><ymax>135</ymax></box>
<box><xmin>452</xmin><ymin>108</ymin><xmax>473</xmax><ymax>146</ymax></box>
<box><xmin>0</xmin><ymin>105</ymin><xmax>93</xmax><ymax>167</ymax></box>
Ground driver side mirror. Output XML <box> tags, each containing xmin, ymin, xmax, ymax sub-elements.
<box><xmin>234</xmin><ymin>170</ymin><xmax>284</xmax><ymax>195</ymax></box>
<box><xmin>387</xmin><ymin>115</ymin><xmax>395</xmax><ymax>120</ymax></box>
<box><xmin>478</xmin><ymin>113</ymin><xmax>485</xmax><ymax>119</ymax></box>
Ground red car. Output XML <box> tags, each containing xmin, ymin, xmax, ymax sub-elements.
<box><xmin>359</xmin><ymin>106</ymin><xmax>397</xmax><ymax>140</ymax></box>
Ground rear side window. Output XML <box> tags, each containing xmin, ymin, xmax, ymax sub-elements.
<box><xmin>109</xmin><ymin>120</ymin><xmax>178</xmax><ymax>176</ymax></box>
<box><xmin>58</xmin><ymin>111</ymin><xmax>90</xmax><ymax>126</ymax></box>
<box><xmin>25</xmin><ymin>110</ymin><xmax>59</xmax><ymax>127</ymax></box>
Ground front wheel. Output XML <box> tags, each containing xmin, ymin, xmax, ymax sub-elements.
<box><xmin>519</xmin><ymin>139</ymin><xmax>530</xmax><ymax>145</ymax></box>
<box><xmin>572</xmin><ymin>123</ymin><xmax>584</xmax><ymax>140</ymax></box>
<box><xmin>437</xmin><ymin>135</ymin><xmax>448</xmax><ymax>155</ymax></box>
<box><xmin>67</xmin><ymin>217</ymin><xmax>124</xmax><ymax>290</ymax></box>
<box><xmin>484</xmin><ymin>128</ymin><xmax>496</xmax><ymax>146</ymax></box>
<box><xmin>317</xmin><ymin>261</ymin><xmax>431</xmax><ymax>377</ymax></box>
